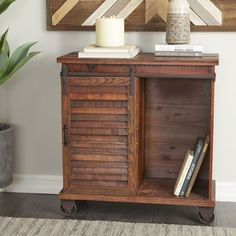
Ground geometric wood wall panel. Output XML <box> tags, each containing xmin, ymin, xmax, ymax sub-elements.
<box><xmin>47</xmin><ymin>0</ymin><xmax>236</xmax><ymax>31</ymax></box>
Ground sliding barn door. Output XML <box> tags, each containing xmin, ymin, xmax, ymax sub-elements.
<box><xmin>61</xmin><ymin>76</ymin><xmax>142</xmax><ymax>196</ymax></box>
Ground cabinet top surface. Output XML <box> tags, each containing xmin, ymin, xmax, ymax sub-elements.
<box><xmin>57</xmin><ymin>53</ymin><xmax>219</xmax><ymax>66</ymax></box>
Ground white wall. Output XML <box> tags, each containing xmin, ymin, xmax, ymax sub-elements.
<box><xmin>1</xmin><ymin>1</ymin><xmax>236</xmax><ymax>197</ymax></box>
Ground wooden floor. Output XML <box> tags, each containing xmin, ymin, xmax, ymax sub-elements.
<box><xmin>0</xmin><ymin>192</ymin><xmax>235</xmax><ymax>227</ymax></box>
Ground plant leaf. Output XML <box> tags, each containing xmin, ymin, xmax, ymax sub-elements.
<box><xmin>0</xmin><ymin>49</ymin><xmax>9</xmax><ymax>78</ymax></box>
<box><xmin>4</xmin><ymin>41</ymin><xmax>37</xmax><ymax>75</ymax></box>
<box><xmin>0</xmin><ymin>51</ymin><xmax>40</xmax><ymax>85</ymax></box>
<box><xmin>0</xmin><ymin>29</ymin><xmax>10</xmax><ymax>56</ymax></box>
<box><xmin>0</xmin><ymin>0</ymin><xmax>15</xmax><ymax>15</ymax></box>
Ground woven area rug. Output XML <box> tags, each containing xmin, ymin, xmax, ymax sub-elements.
<box><xmin>0</xmin><ymin>217</ymin><xmax>236</xmax><ymax>236</ymax></box>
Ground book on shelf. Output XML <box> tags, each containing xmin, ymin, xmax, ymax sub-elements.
<box><xmin>185</xmin><ymin>133</ymin><xmax>210</xmax><ymax>197</ymax></box>
<box><xmin>179</xmin><ymin>137</ymin><xmax>204</xmax><ymax>197</ymax></box>
<box><xmin>155</xmin><ymin>44</ymin><xmax>204</xmax><ymax>52</ymax></box>
<box><xmin>174</xmin><ymin>149</ymin><xmax>194</xmax><ymax>196</ymax></box>
<box><xmin>84</xmin><ymin>44</ymin><xmax>136</xmax><ymax>53</ymax></box>
<box><xmin>78</xmin><ymin>47</ymin><xmax>141</xmax><ymax>59</ymax></box>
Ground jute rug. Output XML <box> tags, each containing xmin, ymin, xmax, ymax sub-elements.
<box><xmin>0</xmin><ymin>217</ymin><xmax>236</xmax><ymax>236</ymax></box>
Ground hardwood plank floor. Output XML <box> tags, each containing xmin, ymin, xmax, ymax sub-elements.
<box><xmin>0</xmin><ymin>193</ymin><xmax>235</xmax><ymax>227</ymax></box>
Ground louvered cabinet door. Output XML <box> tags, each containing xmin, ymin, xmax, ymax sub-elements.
<box><xmin>61</xmin><ymin>76</ymin><xmax>142</xmax><ymax>196</ymax></box>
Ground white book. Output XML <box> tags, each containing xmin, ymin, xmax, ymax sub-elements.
<box><xmin>155</xmin><ymin>51</ymin><xmax>203</xmax><ymax>57</ymax></box>
<box><xmin>155</xmin><ymin>44</ymin><xmax>204</xmax><ymax>52</ymax></box>
<box><xmin>174</xmin><ymin>150</ymin><xmax>194</xmax><ymax>196</ymax></box>
<box><xmin>78</xmin><ymin>48</ymin><xmax>141</xmax><ymax>59</ymax></box>
<box><xmin>84</xmin><ymin>44</ymin><xmax>136</xmax><ymax>53</ymax></box>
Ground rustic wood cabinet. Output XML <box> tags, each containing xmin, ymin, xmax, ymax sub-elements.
<box><xmin>57</xmin><ymin>53</ymin><xmax>218</xmax><ymax>223</ymax></box>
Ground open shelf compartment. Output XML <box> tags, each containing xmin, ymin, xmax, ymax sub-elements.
<box><xmin>141</xmin><ymin>77</ymin><xmax>213</xmax><ymax>202</ymax></box>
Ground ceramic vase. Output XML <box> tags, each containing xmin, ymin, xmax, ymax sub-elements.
<box><xmin>0</xmin><ymin>124</ymin><xmax>13</xmax><ymax>188</ymax></box>
<box><xmin>166</xmin><ymin>0</ymin><xmax>190</xmax><ymax>44</ymax></box>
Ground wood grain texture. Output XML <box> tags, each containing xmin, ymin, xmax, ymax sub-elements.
<box><xmin>188</xmin><ymin>0</ymin><xmax>222</xmax><ymax>25</ymax></box>
<box><xmin>144</xmin><ymin>78</ymin><xmax>211</xmax><ymax>179</ymax></box>
<box><xmin>62</xmin><ymin>75</ymin><xmax>138</xmax><ymax>192</ymax></box>
<box><xmin>58</xmin><ymin>53</ymin><xmax>219</xmax><ymax>66</ymax></box>
<box><xmin>59</xmin><ymin>179</ymin><xmax>215</xmax><ymax>207</ymax></box>
<box><xmin>145</xmin><ymin>0</ymin><xmax>168</xmax><ymax>24</ymax></box>
<box><xmin>116</xmin><ymin>0</ymin><xmax>143</xmax><ymax>19</ymax></box>
<box><xmin>61</xmin><ymin>76</ymin><xmax>71</xmax><ymax>191</ymax></box>
<box><xmin>82</xmin><ymin>0</ymin><xmax>119</xmax><ymax>25</ymax></box>
<box><xmin>104</xmin><ymin>0</ymin><xmax>130</xmax><ymax>17</ymax></box>
<box><xmin>127</xmin><ymin>77</ymin><xmax>143</xmax><ymax>194</ymax></box>
<box><xmin>48</xmin><ymin>0</ymin><xmax>236</xmax><ymax>31</ymax></box>
<box><xmin>58</xmin><ymin>53</ymin><xmax>217</xmax><ymax>212</ymax></box>
<box><xmin>52</xmin><ymin>0</ymin><xmax>80</xmax><ymax>25</ymax></box>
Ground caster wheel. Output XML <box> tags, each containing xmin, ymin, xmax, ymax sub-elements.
<box><xmin>60</xmin><ymin>200</ymin><xmax>77</xmax><ymax>217</ymax></box>
<box><xmin>198</xmin><ymin>207</ymin><xmax>215</xmax><ymax>224</ymax></box>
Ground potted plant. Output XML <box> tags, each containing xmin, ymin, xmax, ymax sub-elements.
<box><xmin>0</xmin><ymin>0</ymin><xmax>39</xmax><ymax>188</ymax></box>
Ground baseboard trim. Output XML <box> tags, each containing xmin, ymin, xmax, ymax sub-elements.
<box><xmin>0</xmin><ymin>175</ymin><xmax>235</xmax><ymax>202</ymax></box>
<box><xmin>0</xmin><ymin>174</ymin><xmax>63</xmax><ymax>194</ymax></box>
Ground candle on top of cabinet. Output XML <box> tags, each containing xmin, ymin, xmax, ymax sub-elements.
<box><xmin>96</xmin><ymin>16</ymin><xmax>124</xmax><ymax>47</ymax></box>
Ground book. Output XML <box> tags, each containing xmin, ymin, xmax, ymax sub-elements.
<box><xmin>174</xmin><ymin>150</ymin><xmax>194</xmax><ymax>196</ymax></box>
<box><xmin>179</xmin><ymin>137</ymin><xmax>204</xmax><ymax>197</ymax></box>
<box><xmin>155</xmin><ymin>44</ymin><xmax>204</xmax><ymax>52</ymax></box>
<box><xmin>78</xmin><ymin>48</ymin><xmax>141</xmax><ymax>59</ymax></box>
<box><xmin>155</xmin><ymin>51</ymin><xmax>203</xmax><ymax>57</ymax></box>
<box><xmin>185</xmin><ymin>133</ymin><xmax>210</xmax><ymax>197</ymax></box>
<box><xmin>84</xmin><ymin>44</ymin><xmax>136</xmax><ymax>53</ymax></box>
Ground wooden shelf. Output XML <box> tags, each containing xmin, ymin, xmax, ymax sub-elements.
<box><xmin>139</xmin><ymin>178</ymin><xmax>212</xmax><ymax>205</ymax></box>
<box><xmin>59</xmin><ymin>177</ymin><xmax>214</xmax><ymax>207</ymax></box>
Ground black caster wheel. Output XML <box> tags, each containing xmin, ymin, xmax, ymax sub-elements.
<box><xmin>60</xmin><ymin>200</ymin><xmax>78</xmax><ymax>217</ymax></box>
<box><xmin>198</xmin><ymin>207</ymin><xmax>215</xmax><ymax>224</ymax></box>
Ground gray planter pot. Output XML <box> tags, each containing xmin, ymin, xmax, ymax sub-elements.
<box><xmin>0</xmin><ymin>124</ymin><xmax>13</xmax><ymax>188</ymax></box>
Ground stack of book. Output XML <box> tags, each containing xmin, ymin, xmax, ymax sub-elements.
<box><xmin>155</xmin><ymin>44</ymin><xmax>204</xmax><ymax>57</ymax></box>
<box><xmin>174</xmin><ymin>133</ymin><xmax>210</xmax><ymax>197</ymax></box>
<box><xmin>78</xmin><ymin>44</ymin><xmax>141</xmax><ymax>58</ymax></box>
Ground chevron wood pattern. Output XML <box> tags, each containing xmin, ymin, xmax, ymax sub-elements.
<box><xmin>145</xmin><ymin>0</ymin><xmax>207</xmax><ymax>26</ymax></box>
<box><xmin>116</xmin><ymin>0</ymin><xmax>143</xmax><ymax>19</ymax></box>
<box><xmin>188</xmin><ymin>0</ymin><xmax>222</xmax><ymax>25</ymax></box>
<box><xmin>52</xmin><ymin>0</ymin><xmax>80</xmax><ymax>25</ymax></box>
<box><xmin>145</xmin><ymin>0</ymin><xmax>168</xmax><ymax>24</ymax></box>
<box><xmin>47</xmin><ymin>0</ymin><xmax>236</xmax><ymax>31</ymax></box>
<box><xmin>82</xmin><ymin>0</ymin><xmax>119</xmax><ymax>26</ymax></box>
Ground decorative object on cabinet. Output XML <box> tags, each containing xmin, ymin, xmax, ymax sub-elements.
<box><xmin>45</xmin><ymin>0</ymin><xmax>236</xmax><ymax>32</ymax></box>
<box><xmin>95</xmin><ymin>17</ymin><xmax>124</xmax><ymax>47</ymax></box>
<box><xmin>78</xmin><ymin>47</ymin><xmax>140</xmax><ymax>58</ymax></box>
<box><xmin>155</xmin><ymin>44</ymin><xmax>203</xmax><ymax>57</ymax></box>
<box><xmin>57</xmin><ymin>53</ymin><xmax>218</xmax><ymax>224</ymax></box>
<box><xmin>166</xmin><ymin>0</ymin><xmax>190</xmax><ymax>44</ymax></box>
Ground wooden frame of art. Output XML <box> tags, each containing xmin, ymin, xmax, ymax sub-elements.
<box><xmin>46</xmin><ymin>0</ymin><xmax>236</xmax><ymax>32</ymax></box>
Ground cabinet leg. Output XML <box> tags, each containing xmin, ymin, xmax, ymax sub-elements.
<box><xmin>60</xmin><ymin>200</ymin><xmax>78</xmax><ymax>217</ymax></box>
<box><xmin>198</xmin><ymin>207</ymin><xmax>215</xmax><ymax>224</ymax></box>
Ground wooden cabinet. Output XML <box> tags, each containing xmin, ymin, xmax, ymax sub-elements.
<box><xmin>58</xmin><ymin>53</ymin><xmax>218</xmax><ymax>223</ymax></box>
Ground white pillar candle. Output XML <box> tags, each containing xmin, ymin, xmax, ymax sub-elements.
<box><xmin>96</xmin><ymin>17</ymin><xmax>124</xmax><ymax>47</ymax></box>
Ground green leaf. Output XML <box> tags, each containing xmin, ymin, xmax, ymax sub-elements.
<box><xmin>0</xmin><ymin>29</ymin><xmax>10</xmax><ymax>56</ymax></box>
<box><xmin>0</xmin><ymin>0</ymin><xmax>15</xmax><ymax>15</ymax></box>
<box><xmin>0</xmin><ymin>51</ymin><xmax>40</xmax><ymax>85</ymax></box>
<box><xmin>0</xmin><ymin>49</ymin><xmax>9</xmax><ymax>78</ymax></box>
<box><xmin>4</xmin><ymin>41</ymin><xmax>37</xmax><ymax>75</ymax></box>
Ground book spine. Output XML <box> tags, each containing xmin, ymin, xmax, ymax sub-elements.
<box><xmin>78</xmin><ymin>48</ymin><xmax>140</xmax><ymax>59</ymax></box>
<box><xmin>155</xmin><ymin>51</ymin><xmax>203</xmax><ymax>57</ymax></box>
<box><xmin>179</xmin><ymin>138</ymin><xmax>203</xmax><ymax>197</ymax></box>
<box><xmin>174</xmin><ymin>151</ymin><xmax>194</xmax><ymax>196</ymax></box>
<box><xmin>185</xmin><ymin>134</ymin><xmax>210</xmax><ymax>197</ymax></box>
